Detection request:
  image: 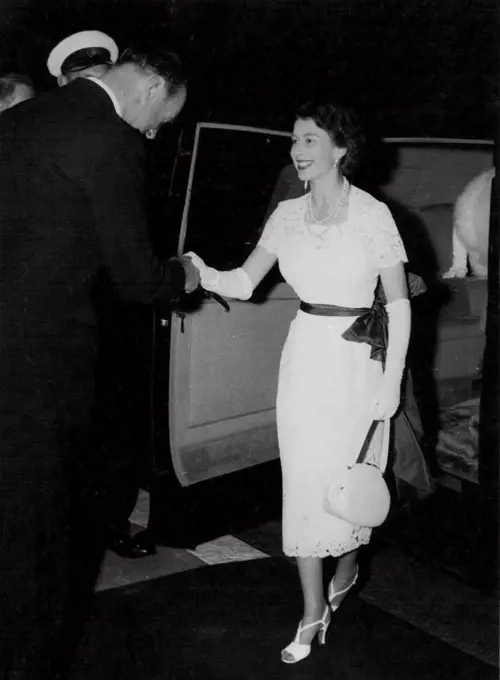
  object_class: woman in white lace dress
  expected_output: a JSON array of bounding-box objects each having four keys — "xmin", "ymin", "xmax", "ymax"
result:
[{"xmin": 186, "ymin": 103, "xmax": 410, "ymax": 664}]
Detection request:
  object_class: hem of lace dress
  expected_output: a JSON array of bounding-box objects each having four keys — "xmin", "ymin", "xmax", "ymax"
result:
[{"xmin": 283, "ymin": 537, "xmax": 370, "ymax": 559}]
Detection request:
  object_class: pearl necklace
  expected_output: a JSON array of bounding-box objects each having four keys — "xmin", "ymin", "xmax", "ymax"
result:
[{"xmin": 307, "ymin": 177, "xmax": 349, "ymax": 225}]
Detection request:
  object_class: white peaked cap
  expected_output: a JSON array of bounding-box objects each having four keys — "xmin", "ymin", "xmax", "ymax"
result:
[{"xmin": 47, "ymin": 30, "xmax": 119, "ymax": 77}]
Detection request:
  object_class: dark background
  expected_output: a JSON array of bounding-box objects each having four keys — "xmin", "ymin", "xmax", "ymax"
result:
[
  {"xmin": 0, "ymin": 0, "xmax": 496, "ymax": 139},
  {"xmin": 0, "ymin": 0, "xmax": 497, "ymax": 585}
]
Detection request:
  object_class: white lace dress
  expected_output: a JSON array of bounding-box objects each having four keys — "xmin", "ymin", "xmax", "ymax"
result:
[{"xmin": 258, "ymin": 186, "xmax": 408, "ymax": 557}]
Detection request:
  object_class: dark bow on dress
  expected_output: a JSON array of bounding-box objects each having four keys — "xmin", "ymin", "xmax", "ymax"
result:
[
  {"xmin": 341, "ymin": 297, "xmax": 388, "ymax": 364},
  {"xmin": 342, "ymin": 272, "xmax": 425, "ymax": 364},
  {"xmin": 341, "ymin": 281, "xmax": 388, "ymax": 365}
]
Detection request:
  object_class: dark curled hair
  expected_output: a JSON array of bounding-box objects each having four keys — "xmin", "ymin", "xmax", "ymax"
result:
[
  {"xmin": 117, "ymin": 48, "xmax": 186, "ymax": 96},
  {"xmin": 295, "ymin": 102, "xmax": 365, "ymax": 178},
  {"xmin": 0, "ymin": 73, "xmax": 34, "ymax": 103}
]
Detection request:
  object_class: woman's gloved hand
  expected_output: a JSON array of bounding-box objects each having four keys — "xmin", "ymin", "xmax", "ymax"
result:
[
  {"xmin": 169, "ymin": 255, "xmax": 201, "ymax": 293},
  {"xmin": 183, "ymin": 251, "xmax": 219, "ymax": 287},
  {"xmin": 371, "ymin": 297, "xmax": 411, "ymax": 421},
  {"xmin": 183, "ymin": 251, "xmax": 253, "ymax": 300}
]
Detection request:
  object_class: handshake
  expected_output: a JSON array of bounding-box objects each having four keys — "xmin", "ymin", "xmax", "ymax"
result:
[{"xmin": 169, "ymin": 254, "xmax": 201, "ymax": 294}]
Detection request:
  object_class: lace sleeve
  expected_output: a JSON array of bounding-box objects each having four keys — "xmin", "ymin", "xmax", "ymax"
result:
[
  {"xmin": 372, "ymin": 203, "xmax": 408, "ymax": 269},
  {"xmin": 257, "ymin": 203, "xmax": 284, "ymax": 255}
]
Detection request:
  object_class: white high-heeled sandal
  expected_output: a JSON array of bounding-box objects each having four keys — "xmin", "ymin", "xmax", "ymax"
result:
[
  {"xmin": 281, "ymin": 605, "xmax": 331, "ymax": 664},
  {"xmin": 328, "ymin": 565, "xmax": 359, "ymax": 612}
]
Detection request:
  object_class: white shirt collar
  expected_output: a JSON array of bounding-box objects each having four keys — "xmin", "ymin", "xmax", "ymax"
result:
[{"xmin": 86, "ymin": 76, "xmax": 122, "ymax": 118}]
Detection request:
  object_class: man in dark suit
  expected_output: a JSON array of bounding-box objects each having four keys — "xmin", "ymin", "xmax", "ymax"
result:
[
  {"xmin": 0, "ymin": 48, "xmax": 196, "ymax": 680},
  {"xmin": 47, "ymin": 32, "xmax": 158, "ymax": 560}
]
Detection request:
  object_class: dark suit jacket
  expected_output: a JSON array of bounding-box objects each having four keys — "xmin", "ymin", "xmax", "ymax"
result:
[
  {"xmin": 0, "ymin": 78, "xmax": 187, "ymax": 445},
  {"xmin": 0, "ymin": 78, "xmax": 182, "ymax": 347}
]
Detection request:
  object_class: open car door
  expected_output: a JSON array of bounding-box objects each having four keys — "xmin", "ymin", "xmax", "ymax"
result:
[{"xmin": 168, "ymin": 123, "xmax": 298, "ymax": 486}]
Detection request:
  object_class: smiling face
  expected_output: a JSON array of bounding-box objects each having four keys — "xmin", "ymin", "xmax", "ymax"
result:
[{"xmin": 290, "ymin": 117, "xmax": 346, "ymax": 182}]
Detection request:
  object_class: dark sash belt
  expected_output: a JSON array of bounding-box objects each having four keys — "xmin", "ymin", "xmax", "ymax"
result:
[{"xmin": 299, "ymin": 300, "xmax": 388, "ymax": 364}]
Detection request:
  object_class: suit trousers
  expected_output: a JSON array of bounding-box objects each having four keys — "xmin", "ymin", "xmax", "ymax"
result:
[
  {"xmin": 0, "ymin": 326, "xmax": 107, "ymax": 680},
  {"xmin": 93, "ymin": 302, "xmax": 153, "ymax": 535}
]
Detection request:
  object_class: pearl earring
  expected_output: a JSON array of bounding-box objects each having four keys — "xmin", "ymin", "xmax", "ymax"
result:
[{"xmin": 304, "ymin": 180, "xmax": 309, "ymax": 191}]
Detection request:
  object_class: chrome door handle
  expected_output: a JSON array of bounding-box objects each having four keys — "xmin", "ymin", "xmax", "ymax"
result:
[{"xmin": 202, "ymin": 290, "xmax": 231, "ymax": 312}]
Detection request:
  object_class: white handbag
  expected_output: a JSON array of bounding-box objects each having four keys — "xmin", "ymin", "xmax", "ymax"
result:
[{"xmin": 324, "ymin": 421, "xmax": 391, "ymax": 528}]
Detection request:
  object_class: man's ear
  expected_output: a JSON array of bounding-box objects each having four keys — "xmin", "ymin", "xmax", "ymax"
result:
[
  {"xmin": 147, "ymin": 74, "xmax": 166, "ymax": 100},
  {"xmin": 57, "ymin": 75, "xmax": 68, "ymax": 87}
]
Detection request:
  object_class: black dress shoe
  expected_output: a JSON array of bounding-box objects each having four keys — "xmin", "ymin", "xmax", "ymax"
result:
[
  {"xmin": 109, "ymin": 530, "xmax": 157, "ymax": 559},
  {"xmin": 130, "ymin": 529, "xmax": 158, "ymax": 556}
]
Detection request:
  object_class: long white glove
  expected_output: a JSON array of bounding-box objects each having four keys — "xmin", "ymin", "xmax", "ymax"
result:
[
  {"xmin": 184, "ymin": 251, "xmax": 253, "ymax": 301},
  {"xmin": 371, "ymin": 298, "xmax": 411, "ymax": 420}
]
